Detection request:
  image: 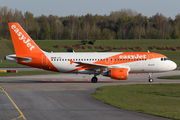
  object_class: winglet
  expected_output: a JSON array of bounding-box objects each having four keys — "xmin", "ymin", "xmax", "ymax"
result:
[{"xmin": 69, "ymin": 59, "xmax": 74, "ymax": 65}]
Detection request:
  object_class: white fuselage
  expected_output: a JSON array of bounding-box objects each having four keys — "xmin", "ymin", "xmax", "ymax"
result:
[{"xmin": 44, "ymin": 52, "xmax": 177, "ymax": 74}]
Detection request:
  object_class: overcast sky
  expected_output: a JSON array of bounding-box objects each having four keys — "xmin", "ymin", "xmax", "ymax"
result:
[{"xmin": 1, "ymin": 0, "xmax": 180, "ymax": 19}]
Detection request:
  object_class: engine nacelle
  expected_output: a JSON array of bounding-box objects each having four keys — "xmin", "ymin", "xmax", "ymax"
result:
[{"xmin": 103, "ymin": 68, "xmax": 128, "ymax": 80}]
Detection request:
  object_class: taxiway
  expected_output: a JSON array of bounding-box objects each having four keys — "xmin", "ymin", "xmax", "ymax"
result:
[{"xmin": 0, "ymin": 70, "xmax": 179, "ymax": 120}]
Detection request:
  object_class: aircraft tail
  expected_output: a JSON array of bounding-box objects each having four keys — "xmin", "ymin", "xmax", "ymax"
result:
[{"xmin": 8, "ymin": 22, "xmax": 43, "ymax": 56}]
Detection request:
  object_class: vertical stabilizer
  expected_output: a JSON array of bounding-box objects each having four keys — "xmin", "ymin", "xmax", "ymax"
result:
[{"xmin": 8, "ymin": 22, "xmax": 43, "ymax": 56}]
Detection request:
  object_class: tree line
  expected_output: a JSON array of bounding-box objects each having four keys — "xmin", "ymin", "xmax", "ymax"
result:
[{"xmin": 0, "ymin": 6, "xmax": 180, "ymax": 40}]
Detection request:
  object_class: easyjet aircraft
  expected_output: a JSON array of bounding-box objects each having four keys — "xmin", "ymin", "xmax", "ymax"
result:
[{"xmin": 5, "ymin": 22, "xmax": 177, "ymax": 83}]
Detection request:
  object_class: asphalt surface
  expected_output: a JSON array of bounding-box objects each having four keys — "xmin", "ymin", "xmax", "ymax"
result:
[{"xmin": 0, "ymin": 70, "xmax": 180, "ymax": 120}]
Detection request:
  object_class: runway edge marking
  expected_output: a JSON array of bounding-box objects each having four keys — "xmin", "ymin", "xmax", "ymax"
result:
[{"xmin": 0, "ymin": 86, "xmax": 26, "ymax": 120}]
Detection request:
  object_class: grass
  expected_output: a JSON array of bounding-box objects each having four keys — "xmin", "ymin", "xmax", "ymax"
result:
[
  {"xmin": 1, "ymin": 39, "xmax": 180, "ymax": 67},
  {"xmin": 92, "ymin": 84, "xmax": 180, "ymax": 120},
  {"xmin": 158, "ymin": 75, "xmax": 180, "ymax": 79},
  {"xmin": 0, "ymin": 70, "xmax": 60, "ymax": 77}
]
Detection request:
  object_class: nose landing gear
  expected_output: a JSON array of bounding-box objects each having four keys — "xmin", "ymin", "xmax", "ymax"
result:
[{"xmin": 149, "ymin": 73, "xmax": 153, "ymax": 82}]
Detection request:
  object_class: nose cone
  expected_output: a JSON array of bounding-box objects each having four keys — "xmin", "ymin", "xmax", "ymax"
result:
[{"xmin": 170, "ymin": 61, "xmax": 177, "ymax": 70}]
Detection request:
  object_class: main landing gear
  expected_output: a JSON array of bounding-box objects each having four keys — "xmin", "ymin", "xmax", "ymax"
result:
[
  {"xmin": 149, "ymin": 73, "xmax": 153, "ymax": 82},
  {"xmin": 91, "ymin": 76, "xmax": 98, "ymax": 83}
]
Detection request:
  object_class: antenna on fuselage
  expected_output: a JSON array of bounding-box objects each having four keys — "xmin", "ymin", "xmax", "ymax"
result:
[{"xmin": 147, "ymin": 50, "xmax": 150, "ymax": 53}]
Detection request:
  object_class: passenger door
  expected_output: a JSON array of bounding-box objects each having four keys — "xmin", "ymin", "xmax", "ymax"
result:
[{"xmin": 148, "ymin": 54, "xmax": 154, "ymax": 66}]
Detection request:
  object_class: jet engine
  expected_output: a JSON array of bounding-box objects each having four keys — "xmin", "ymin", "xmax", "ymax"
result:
[{"xmin": 103, "ymin": 68, "xmax": 128, "ymax": 80}]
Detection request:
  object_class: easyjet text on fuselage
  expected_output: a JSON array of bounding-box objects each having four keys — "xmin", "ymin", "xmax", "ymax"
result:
[{"xmin": 119, "ymin": 54, "xmax": 146, "ymax": 59}]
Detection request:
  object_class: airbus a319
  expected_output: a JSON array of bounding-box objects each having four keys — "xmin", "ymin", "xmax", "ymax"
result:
[{"xmin": 5, "ymin": 23, "xmax": 177, "ymax": 83}]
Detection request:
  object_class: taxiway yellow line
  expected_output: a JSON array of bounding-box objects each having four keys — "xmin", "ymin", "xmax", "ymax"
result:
[{"xmin": 0, "ymin": 86, "xmax": 26, "ymax": 120}]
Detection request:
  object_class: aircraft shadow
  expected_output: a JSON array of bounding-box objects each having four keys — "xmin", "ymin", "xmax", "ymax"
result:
[{"xmin": 0, "ymin": 80, "xmax": 118, "ymax": 84}]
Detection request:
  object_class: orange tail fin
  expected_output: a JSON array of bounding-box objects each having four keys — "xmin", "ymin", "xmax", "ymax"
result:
[{"xmin": 8, "ymin": 22, "xmax": 43, "ymax": 56}]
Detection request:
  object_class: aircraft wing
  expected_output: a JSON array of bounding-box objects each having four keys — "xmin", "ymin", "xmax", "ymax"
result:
[
  {"xmin": 69, "ymin": 59, "xmax": 130, "ymax": 71},
  {"xmin": 69, "ymin": 59, "xmax": 106, "ymax": 68}
]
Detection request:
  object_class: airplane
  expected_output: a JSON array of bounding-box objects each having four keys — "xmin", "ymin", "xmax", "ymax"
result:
[{"xmin": 5, "ymin": 22, "xmax": 177, "ymax": 83}]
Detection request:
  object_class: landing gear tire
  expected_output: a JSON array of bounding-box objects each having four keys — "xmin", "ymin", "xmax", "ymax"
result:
[
  {"xmin": 149, "ymin": 78, "xmax": 153, "ymax": 82},
  {"xmin": 148, "ymin": 73, "xmax": 153, "ymax": 82},
  {"xmin": 91, "ymin": 77, "xmax": 98, "ymax": 83}
]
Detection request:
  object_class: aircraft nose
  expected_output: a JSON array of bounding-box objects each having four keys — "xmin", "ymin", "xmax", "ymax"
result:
[{"xmin": 171, "ymin": 61, "xmax": 177, "ymax": 70}]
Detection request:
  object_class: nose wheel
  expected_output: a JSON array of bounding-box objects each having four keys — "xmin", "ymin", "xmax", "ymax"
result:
[
  {"xmin": 91, "ymin": 77, "xmax": 98, "ymax": 83},
  {"xmin": 149, "ymin": 78, "xmax": 153, "ymax": 82},
  {"xmin": 149, "ymin": 73, "xmax": 153, "ymax": 82}
]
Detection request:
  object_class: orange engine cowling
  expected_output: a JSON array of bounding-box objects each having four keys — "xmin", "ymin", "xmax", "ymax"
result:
[{"xmin": 103, "ymin": 68, "xmax": 128, "ymax": 80}]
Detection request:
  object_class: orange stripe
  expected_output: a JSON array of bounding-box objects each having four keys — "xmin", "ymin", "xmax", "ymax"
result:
[{"xmin": 94, "ymin": 52, "xmax": 166, "ymax": 65}]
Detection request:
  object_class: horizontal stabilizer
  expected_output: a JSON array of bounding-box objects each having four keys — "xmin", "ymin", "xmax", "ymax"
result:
[{"xmin": 5, "ymin": 54, "xmax": 32, "ymax": 63}]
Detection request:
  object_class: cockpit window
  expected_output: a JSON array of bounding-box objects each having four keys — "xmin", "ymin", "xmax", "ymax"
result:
[{"xmin": 161, "ymin": 58, "xmax": 170, "ymax": 61}]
